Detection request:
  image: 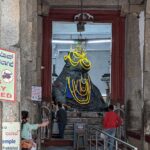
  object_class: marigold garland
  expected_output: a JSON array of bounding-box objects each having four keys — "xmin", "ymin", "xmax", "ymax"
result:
[
  {"xmin": 64, "ymin": 47, "xmax": 92, "ymax": 70},
  {"xmin": 65, "ymin": 45, "xmax": 92, "ymax": 105},
  {"xmin": 66, "ymin": 76, "xmax": 91, "ymax": 104}
]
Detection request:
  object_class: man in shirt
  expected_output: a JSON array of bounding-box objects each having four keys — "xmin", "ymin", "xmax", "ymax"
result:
[
  {"xmin": 103, "ymin": 104, "xmax": 122, "ymax": 150},
  {"xmin": 56, "ymin": 102, "xmax": 67, "ymax": 138}
]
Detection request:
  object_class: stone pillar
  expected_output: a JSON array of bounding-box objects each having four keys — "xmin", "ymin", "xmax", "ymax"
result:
[
  {"xmin": 125, "ymin": 13, "xmax": 143, "ymax": 130},
  {"xmin": 0, "ymin": 0, "xmax": 20, "ymax": 122},
  {"xmin": 20, "ymin": 0, "xmax": 42, "ymax": 122},
  {"xmin": 143, "ymin": 0, "xmax": 150, "ymax": 135},
  {"xmin": 0, "ymin": 0, "xmax": 42, "ymax": 124}
]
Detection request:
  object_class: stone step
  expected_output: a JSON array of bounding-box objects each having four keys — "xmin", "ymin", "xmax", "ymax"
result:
[
  {"xmin": 63, "ymin": 111, "xmax": 103, "ymax": 140},
  {"xmin": 67, "ymin": 117, "xmax": 102, "ymax": 124},
  {"xmin": 67, "ymin": 111, "xmax": 99, "ymax": 118},
  {"xmin": 64, "ymin": 134, "xmax": 74, "ymax": 139},
  {"xmin": 65, "ymin": 124, "xmax": 101, "ymax": 131}
]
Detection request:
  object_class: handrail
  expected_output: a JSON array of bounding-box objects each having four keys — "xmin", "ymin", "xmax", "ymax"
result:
[
  {"xmin": 88, "ymin": 126, "xmax": 138, "ymax": 150},
  {"xmin": 40, "ymin": 105, "xmax": 51, "ymax": 139},
  {"xmin": 114, "ymin": 108, "xmax": 126, "ymax": 140}
]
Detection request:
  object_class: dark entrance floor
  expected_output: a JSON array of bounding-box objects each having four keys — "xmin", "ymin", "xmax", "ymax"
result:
[{"xmin": 44, "ymin": 146, "xmax": 73, "ymax": 150}]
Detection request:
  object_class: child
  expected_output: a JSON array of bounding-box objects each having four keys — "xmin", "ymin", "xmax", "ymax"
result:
[{"xmin": 21, "ymin": 111, "xmax": 49, "ymax": 150}]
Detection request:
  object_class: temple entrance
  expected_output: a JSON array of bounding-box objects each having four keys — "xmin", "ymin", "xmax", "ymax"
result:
[
  {"xmin": 42, "ymin": 9, "xmax": 125, "ymax": 140},
  {"xmin": 52, "ymin": 22, "xmax": 112, "ymax": 106}
]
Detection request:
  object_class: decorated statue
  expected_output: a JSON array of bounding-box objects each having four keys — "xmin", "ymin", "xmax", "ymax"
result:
[{"xmin": 52, "ymin": 45, "xmax": 106, "ymax": 111}]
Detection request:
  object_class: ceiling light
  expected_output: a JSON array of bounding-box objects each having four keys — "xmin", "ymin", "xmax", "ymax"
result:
[
  {"xmin": 52, "ymin": 39, "xmax": 111, "ymax": 44},
  {"xmin": 87, "ymin": 39, "xmax": 111, "ymax": 44},
  {"xmin": 52, "ymin": 40, "xmax": 76, "ymax": 44}
]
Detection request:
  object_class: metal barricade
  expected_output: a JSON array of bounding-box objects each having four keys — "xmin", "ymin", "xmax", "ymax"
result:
[{"xmin": 74, "ymin": 123, "xmax": 87, "ymax": 150}]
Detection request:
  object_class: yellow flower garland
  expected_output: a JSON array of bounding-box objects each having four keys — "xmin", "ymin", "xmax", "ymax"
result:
[
  {"xmin": 65, "ymin": 45, "xmax": 92, "ymax": 105},
  {"xmin": 64, "ymin": 48, "xmax": 92, "ymax": 70},
  {"xmin": 67, "ymin": 76, "xmax": 91, "ymax": 105}
]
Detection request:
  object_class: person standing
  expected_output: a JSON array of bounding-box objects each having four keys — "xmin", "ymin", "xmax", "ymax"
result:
[
  {"xmin": 103, "ymin": 104, "xmax": 122, "ymax": 150},
  {"xmin": 56, "ymin": 102, "xmax": 67, "ymax": 138}
]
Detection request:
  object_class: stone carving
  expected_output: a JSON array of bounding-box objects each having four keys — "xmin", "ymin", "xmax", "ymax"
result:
[{"xmin": 52, "ymin": 46, "xmax": 106, "ymax": 111}]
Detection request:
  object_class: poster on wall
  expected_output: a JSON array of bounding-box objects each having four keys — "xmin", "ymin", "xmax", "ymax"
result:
[
  {"xmin": 0, "ymin": 48, "xmax": 16, "ymax": 102},
  {"xmin": 2, "ymin": 122, "xmax": 20, "ymax": 150},
  {"xmin": 31, "ymin": 86, "xmax": 42, "ymax": 101}
]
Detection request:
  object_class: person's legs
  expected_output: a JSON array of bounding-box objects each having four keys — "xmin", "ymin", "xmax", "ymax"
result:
[
  {"xmin": 105, "ymin": 128, "xmax": 116, "ymax": 150},
  {"xmin": 108, "ymin": 128, "xmax": 116, "ymax": 150},
  {"xmin": 61, "ymin": 123, "xmax": 66, "ymax": 138},
  {"xmin": 58, "ymin": 123, "xmax": 65, "ymax": 138}
]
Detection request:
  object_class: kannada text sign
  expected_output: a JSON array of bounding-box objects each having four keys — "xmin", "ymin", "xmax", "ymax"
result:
[{"xmin": 0, "ymin": 48, "xmax": 16, "ymax": 102}]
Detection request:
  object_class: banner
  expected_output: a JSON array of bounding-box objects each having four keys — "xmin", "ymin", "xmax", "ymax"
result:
[
  {"xmin": 2, "ymin": 122, "xmax": 20, "ymax": 150},
  {"xmin": 31, "ymin": 86, "xmax": 42, "ymax": 101},
  {"xmin": 0, "ymin": 48, "xmax": 16, "ymax": 102}
]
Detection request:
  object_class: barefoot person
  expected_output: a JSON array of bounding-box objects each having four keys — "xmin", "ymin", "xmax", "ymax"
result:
[{"xmin": 21, "ymin": 111, "xmax": 49, "ymax": 150}]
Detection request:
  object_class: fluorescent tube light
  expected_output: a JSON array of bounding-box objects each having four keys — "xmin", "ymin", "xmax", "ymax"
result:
[
  {"xmin": 52, "ymin": 39, "xmax": 112, "ymax": 44},
  {"xmin": 52, "ymin": 40, "xmax": 76, "ymax": 44},
  {"xmin": 87, "ymin": 39, "xmax": 111, "ymax": 44}
]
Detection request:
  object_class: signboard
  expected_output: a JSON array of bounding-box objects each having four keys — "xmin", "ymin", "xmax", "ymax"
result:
[
  {"xmin": 31, "ymin": 86, "xmax": 42, "ymax": 101},
  {"xmin": 74, "ymin": 123, "xmax": 86, "ymax": 132},
  {"xmin": 0, "ymin": 48, "xmax": 16, "ymax": 102},
  {"xmin": 2, "ymin": 122, "xmax": 20, "ymax": 150}
]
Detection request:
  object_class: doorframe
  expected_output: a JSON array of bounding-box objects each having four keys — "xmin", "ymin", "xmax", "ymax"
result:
[{"xmin": 42, "ymin": 8, "xmax": 125, "ymax": 104}]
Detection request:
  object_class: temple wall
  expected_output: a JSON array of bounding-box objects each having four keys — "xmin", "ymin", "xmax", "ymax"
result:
[{"xmin": 0, "ymin": 0, "xmax": 149, "ymax": 148}]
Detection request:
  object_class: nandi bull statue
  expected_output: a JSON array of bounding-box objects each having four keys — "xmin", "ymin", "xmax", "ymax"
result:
[{"xmin": 52, "ymin": 45, "xmax": 106, "ymax": 111}]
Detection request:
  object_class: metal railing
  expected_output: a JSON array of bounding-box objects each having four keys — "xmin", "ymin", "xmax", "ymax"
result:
[
  {"xmin": 114, "ymin": 107, "xmax": 126, "ymax": 141},
  {"xmin": 88, "ymin": 127, "xmax": 138, "ymax": 150},
  {"xmin": 37, "ymin": 105, "xmax": 51, "ymax": 150},
  {"xmin": 40, "ymin": 105, "xmax": 51, "ymax": 139}
]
